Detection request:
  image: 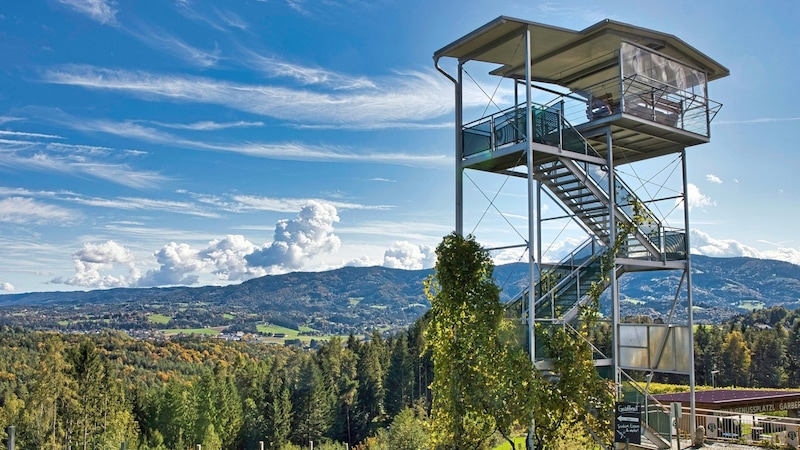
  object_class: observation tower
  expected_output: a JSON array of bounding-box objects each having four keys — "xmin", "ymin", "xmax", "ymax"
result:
[{"xmin": 434, "ymin": 17, "xmax": 728, "ymax": 445}]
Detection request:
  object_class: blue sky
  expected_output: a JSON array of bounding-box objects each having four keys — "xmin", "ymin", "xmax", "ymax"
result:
[{"xmin": 1, "ymin": 0, "xmax": 798, "ymax": 293}]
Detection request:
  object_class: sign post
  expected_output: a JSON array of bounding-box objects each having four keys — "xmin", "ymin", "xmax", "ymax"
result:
[{"xmin": 615, "ymin": 402, "xmax": 641, "ymax": 445}]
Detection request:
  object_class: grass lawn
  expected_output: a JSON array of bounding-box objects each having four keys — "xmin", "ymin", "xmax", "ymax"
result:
[{"xmin": 147, "ymin": 313, "xmax": 171, "ymax": 324}]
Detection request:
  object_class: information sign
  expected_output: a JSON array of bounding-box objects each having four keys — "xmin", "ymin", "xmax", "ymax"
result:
[{"xmin": 615, "ymin": 402, "xmax": 641, "ymax": 444}]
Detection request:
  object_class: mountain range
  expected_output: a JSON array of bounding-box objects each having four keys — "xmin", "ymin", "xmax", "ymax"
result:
[{"xmin": 1, "ymin": 255, "xmax": 798, "ymax": 334}]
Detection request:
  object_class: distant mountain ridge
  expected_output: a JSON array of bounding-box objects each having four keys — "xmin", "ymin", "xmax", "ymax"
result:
[{"xmin": 1, "ymin": 256, "xmax": 798, "ymax": 332}]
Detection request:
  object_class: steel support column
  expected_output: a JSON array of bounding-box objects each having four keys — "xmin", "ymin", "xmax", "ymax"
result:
[
  {"xmin": 682, "ymin": 149, "xmax": 697, "ymax": 432},
  {"xmin": 455, "ymin": 62, "xmax": 464, "ymax": 236}
]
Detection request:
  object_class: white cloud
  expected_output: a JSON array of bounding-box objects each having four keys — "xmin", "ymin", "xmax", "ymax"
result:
[
  {"xmin": 0, "ymin": 197, "xmax": 76, "ymax": 224},
  {"xmin": 138, "ymin": 242, "xmax": 205, "ymax": 286},
  {"xmin": 241, "ymin": 50, "xmax": 377, "ymax": 90},
  {"xmin": 706, "ymin": 174, "xmax": 722, "ymax": 184},
  {"xmin": 57, "ymin": 0, "xmax": 117, "ymax": 25},
  {"xmin": 247, "ymin": 201, "xmax": 341, "ymax": 272},
  {"xmin": 686, "ymin": 183, "xmax": 715, "ymax": 210},
  {"xmin": 0, "ymin": 130, "xmax": 64, "ymax": 139},
  {"xmin": 345, "ymin": 255, "xmax": 382, "ymax": 267},
  {"xmin": 42, "ymin": 65, "xmax": 456, "ymax": 129},
  {"xmin": 201, "ymin": 235, "xmax": 266, "ymax": 281},
  {"xmin": 0, "ymin": 137, "xmax": 167, "ymax": 189},
  {"xmin": 691, "ymin": 230, "xmax": 800, "ymax": 266},
  {"xmin": 53, "ymin": 240, "xmax": 140, "ymax": 289},
  {"xmin": 760, "ymin": 247, "xmax": 800, "ymax": 266},
  {"xmin": 67, "ymin": 195, "xmax": 219, "ymax": 218},
  {"xmin": 149, "ymin": 120, "xmax": 264, "ymax": 131},
  {"xmin": 43, "ymin": 115, "xmax": 447, "ymax": 165},
  {"xmin": 382, "ymin": 241, "xmax": 436, "ymax": 270},
  {"xmin": 126, "ymin": 26, "xmax": 221, "ymax": 68},
  {"xmin": 1, "ymin": 282, "xmax": 14, "ymax": 292},
  {"xmin": 690, "ymin": 229, "xmax": 761, "ymax": 259}
]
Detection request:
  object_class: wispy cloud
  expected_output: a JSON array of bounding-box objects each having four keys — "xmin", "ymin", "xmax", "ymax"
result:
[
  {"xmin": 125, "ymin": 25, "xmax": 221, "ymax": 68},
  {"xmin": 42, "ymin": 114, "xmax": 449, "ymax": 166},
  {"xmin": 57, "ymin": 0, "xmax": 118, "ymax": 25},
  {"xmin": 147, "ymin": 120, "xmax": 264, "ymax": 131},
  {"xmin": 241, "ymin": 49, "xmax": 377, "ymax": 89},
  {"xmin": 66, "ymin": 195, "xmax": 221, "ymax": 218},
  {"xmin": 0, "ymin": 116, "xmax": 23, "ymax": 125},
  {"xmin": 0, "ymin": 130, "xmax": 63, "ymax": 139},
  {"xmin": 0, "ymin": 137, "xmax": 166, "ymax": 189},
  {"xmin": 715, "ymin": 117, "xmax": 800, "ymax": 125},
  {"xmin": 706, "ymin": 174, "xmax": 722, "ymax": 184},
  {"xmin": 0, "ymin": 197, "xmax": 78, "ymax": 225},
  {"xmin": 42, "ymin": 65, "xmax": 457, "ymax": 128},
  {"xmin": 229, "ymin": 194, "xmax": 394, "ymax": 213}
]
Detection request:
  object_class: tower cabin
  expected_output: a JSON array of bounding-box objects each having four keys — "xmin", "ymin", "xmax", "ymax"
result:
[{"xmin": 434, "ymin": 17, "xmax": 729, "ymax": 172}]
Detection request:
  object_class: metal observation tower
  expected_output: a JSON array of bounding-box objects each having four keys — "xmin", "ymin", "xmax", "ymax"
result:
[{"xmin": 434, "ymin": 16, "xmax": 728, "ymax": 441}]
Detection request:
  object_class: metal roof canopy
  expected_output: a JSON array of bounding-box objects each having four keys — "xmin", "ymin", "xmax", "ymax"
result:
[{"xmin": 434, "ymin": 16, "xmax": 730, "ymax": 92}]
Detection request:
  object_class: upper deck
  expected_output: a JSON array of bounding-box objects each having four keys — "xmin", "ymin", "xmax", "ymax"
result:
[{"xmin": 434, "ymin": 17, "xmax": 730, "ymax": 167}]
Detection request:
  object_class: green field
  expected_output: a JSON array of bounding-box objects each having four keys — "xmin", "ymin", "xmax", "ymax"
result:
[
  {"xmin": 147, "ymin": 313, "xmax": 171, "ymax": 324},
  {"xmin": 223, "ymin": 313, "xmax": 235, "ymax": 320},
  {"xmin": 162, "ymin": 328, "xmax": 220, "ymax": 336},
  {"xmin": 737, "ymin": 300, "xmax": 765, "ymax": 311}
]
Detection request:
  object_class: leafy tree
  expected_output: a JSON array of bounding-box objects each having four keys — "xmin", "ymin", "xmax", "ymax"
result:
[
  {"xmin": 720, "ymin": 329, "xmax": 751, "ymax": 387},
  {"xmin": 24, "ymin": 335, "xmax": 75, "ymax": 449},
  {"xmin": 386, "ymin": 404, "xmax": 430, "ymax": 450},
  {"xmin": 425, "ymin": 232, "xmax": 533, "ymax": 449}
]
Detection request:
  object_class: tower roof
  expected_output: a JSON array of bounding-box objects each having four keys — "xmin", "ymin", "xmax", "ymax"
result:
[{"xmin": 434, "ymin": 16, "xmax": 729, "ymax": 91}]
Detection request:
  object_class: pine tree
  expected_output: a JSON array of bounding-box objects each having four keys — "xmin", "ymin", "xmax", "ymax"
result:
[{"xmin": 384, "ymin": 334, "xmax": 414, "ymax": 418}]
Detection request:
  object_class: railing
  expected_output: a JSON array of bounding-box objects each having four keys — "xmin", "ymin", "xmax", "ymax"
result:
[
  {"xmin": 560, "ymin": 157, "xmax": 666, "ymax": 258},
  {"xmin": 504, "ymin": 238, "xmax": 604, "ymax": 321},
  {"xmin": 533, "ymin": 242, "xmax": 604, "ymax": 320},
  {"xmin": 535, "ymin": 74, "xmax": 721, "ymax": 138},
  {"xmin": 461, "ymin": 102, "xmax": 593, "ymax": 158}
]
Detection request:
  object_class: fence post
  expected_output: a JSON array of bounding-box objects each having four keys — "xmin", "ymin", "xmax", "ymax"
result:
[
  {"xmin": 6, "ymin": 426, "xmax": 14, "ymax": 450},
  {"xmin": 259, "ymin": 441, "xmax": 264, "ymax": 450}
]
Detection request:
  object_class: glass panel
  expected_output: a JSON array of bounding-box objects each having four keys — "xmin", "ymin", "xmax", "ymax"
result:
[
  {"xmin": 619, "ymin": 324, "xmax": 648, "ymax": 347},
  {"xmin": 621, "ymin": 42, "xmax": 706, "ymax": 98},
  {"xmin": 620, "ymin": 346, "xmax": 650, "ymax": 369}
]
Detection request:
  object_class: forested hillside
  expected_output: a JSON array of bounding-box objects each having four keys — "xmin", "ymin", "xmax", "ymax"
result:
[
  {"xmin": 1, "ymin": 256, "xmax": 799, "ymax": 336},
  {"xmin": 0, "ymin": 306, "xmax": 798, "ymax": 449}
]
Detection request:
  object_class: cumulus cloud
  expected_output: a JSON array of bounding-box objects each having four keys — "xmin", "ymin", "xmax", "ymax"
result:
[
  {"xmin": 690, "ymin": 229, "xmax": 761, "ymax": 259},
  {"xmin": 53, "ymin": 240, "xmax": 140, "ymax": 289},
  {"xmin": 382, "ymin": 241, "xmax": 436, "ymax": 270},
  {"xmin": 53, "ymin": 202, "xmax": 346, "ymax": 289},
  {"xmin": 1, "ymin": 282, "xmax": 14, "ymax": 292},
  {"xmin": 138, "ymin": 242, "xmax": 205, "ymax": 287},
  {"xmin": 200, "ymin": 235, "xmax": 266, "ymax": 280},
  {"xmin": 686, "ymin": 183, "xmax": 715, "ymax": 210},
  {"xmin": 135, "ymin": 235, "xmax": 267, "ymax": 287},
  {"xmin": 706, "ymin": 174, "xmax": 723, "ymax": 184},
  {"xmin": 247, "ymin": 201, "xmax": 341, "ymax": 272}
]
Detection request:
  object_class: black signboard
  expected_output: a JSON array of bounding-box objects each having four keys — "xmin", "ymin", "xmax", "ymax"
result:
[{"xmin": 614, "ymin": 402, "xmax": 641, "ymax": 444}]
